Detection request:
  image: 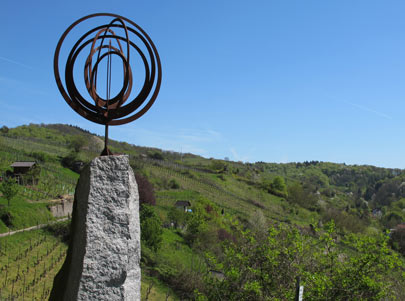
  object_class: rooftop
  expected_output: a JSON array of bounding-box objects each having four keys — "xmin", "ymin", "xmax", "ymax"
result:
[{"xmin": 11, "ymin": 161, "xmax": 36, "ymax": 168}]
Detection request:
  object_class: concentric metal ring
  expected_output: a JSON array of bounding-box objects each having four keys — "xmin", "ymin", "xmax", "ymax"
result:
[{"xmin": 54, "ymin": 13, "xmax": 161, "ymax": 126}]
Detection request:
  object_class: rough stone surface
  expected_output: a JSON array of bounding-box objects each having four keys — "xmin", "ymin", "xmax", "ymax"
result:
[{"xmin": 50, "ymin": 155, "xmax": 141, "ymax": 300}]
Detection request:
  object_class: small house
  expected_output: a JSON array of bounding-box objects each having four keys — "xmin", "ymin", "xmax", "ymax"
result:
[
  {"xmin": 174, "ymin": 200, "xmax": 191, "ymax": 212},
  {"xmin": 11, "ymin": 161, "xmax": 37, "ymax": 174},
  {"xmin": 10, "ymin": 161, "xmax": 39, "ymax": 185}
]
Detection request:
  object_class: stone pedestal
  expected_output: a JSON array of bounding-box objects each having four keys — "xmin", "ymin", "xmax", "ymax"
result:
[{"xmin": 50, "ymin": 155, "xmax": 141, "ymax": 300}]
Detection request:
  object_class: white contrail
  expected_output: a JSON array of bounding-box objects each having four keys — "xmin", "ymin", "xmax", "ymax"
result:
[
  {"xmin": 0, "ymin": 56, "xmax": 32, "ymax": 69},
  {"xmin": 343, "ymin": 100, "xmax": 392, "ymax": 120}
]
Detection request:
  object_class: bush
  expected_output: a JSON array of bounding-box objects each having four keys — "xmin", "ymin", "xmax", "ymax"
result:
[
  {"xmin": 140, "ymin": 204, "xmax": 163, "ymax": 251},
  {"xmin": 148, "ymin": 151, "xmax": 164, "ymax": 160},
  {"xmin": 169, "ymin": 179, "xmax": 180, "ymax": 189},
  {"xmin": 45, "ymin": 220, "xmax": 71, "ymax": 242},
  {"xmin": 61, "ymin": 152, "xmax": 78, "ymax": 170}
]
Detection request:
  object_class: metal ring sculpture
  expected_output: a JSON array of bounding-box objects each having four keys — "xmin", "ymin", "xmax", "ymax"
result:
[{"xmin": 54, "ymin": 13, "xmax": 162, "ymax": 155}]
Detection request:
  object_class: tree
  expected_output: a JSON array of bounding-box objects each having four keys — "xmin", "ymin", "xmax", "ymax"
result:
[
  {"xmin": 69, "ymin": 135, "xmax": 87, "ymax": 152},
  {"xmin": 270, "ymin": 176, "xmax": 287, "ymax": 196},
  {"xmin": 288, "ymin": 182, "xmax": 317, "ymax": 209},
  {"xmin": 0, "ymin": 178, "xmax": 19, "ymax": 206},
  {"xmin": 261, "ymin": 176, "xmax": 288, "ymax": 197},
  {"xmin": 390, "ymin": 224, "xmax": 405, "ymax": 255},
  {"xmin": 210, "ymin": 160, "xmax": 227, "ymax": 173},
  {"xmin": 185, "ymin": 206, "xmax": 206, "ymax": 245},
  {"xmin": 140, "ymin": 204, "xmax": 163, "ymax": 251},
  {"xmin": 135, "ymin": 174, "xmax": 156, "ymax": 205},
  {"xmin": 168, "ymin": 206, "xmax": 186, "ymax": 229},
  {"xmin": 198, "ymin": 222, "xmax": 404, "ymax": 300},
  {"xmin": 0, "ymin": 125, "xmax": 9, "ymax": 134}
]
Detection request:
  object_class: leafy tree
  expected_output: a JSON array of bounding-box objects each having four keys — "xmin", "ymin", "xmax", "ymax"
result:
[
  {"xmin": 288, "ymin": 182, "xmax": 316, "ymax": 209},
  {"xmin": 0, "ymin": 178, "xmax": 19, "ymax": 206},
  {"xmin": 168, "ymin": 206, "xmax": 186, "ymax": 229},
  {"xmin": 382, "ymin": 212, "xmax": 403, "ymax": 229},
  {"xmin": 270, "ymin": 176, "xmax": 287, "ymax": 196},
  {"xmin": 61, "ymin": 151, "xmax": 82, "ymax": 172},
  {"xmin": 185, "ymin": 206, "xmax": 207, "ymax": 245},
  {"xmin": 210, "ymin": 160, "xmax": 227, "ymax": 173},
  {"xmin": 390, "ymin": 224, "xmax": 405, "ymax": 255},
  {"xmin": 0, "ymin": 125, "xmax": 9, "ymax": 134},
  {"xmin": 198, "ymin": 222, "xmax": 404, "ymax": 300},
  {"xmin": 140, "ymin": 204, "xmax": 163, "ymax": 251},
  {"xmin": 148, "ymin": 151, "xmax": 164, "ymax": 160},
  {"xmin": 260, "ymin": 176, "xmax": 288, "ymax": 197},
  {"xmin": 69, "ymin": 135, "xmax": 87, "ymax": 152}
]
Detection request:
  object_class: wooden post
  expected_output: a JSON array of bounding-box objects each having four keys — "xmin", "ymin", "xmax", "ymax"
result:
[{"xmin": 23, "ymin": 274, "xmax": 25, "ymax": 300}]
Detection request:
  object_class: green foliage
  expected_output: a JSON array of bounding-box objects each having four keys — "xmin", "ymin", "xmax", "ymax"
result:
[
  {"xmin": 382, "ymin": 212, "xmax": 403, "ymax": 229},
  {"xmin": 167, "ymin": 206, "xmax": 186, "ymax": 229},
  {"xmin": 69, "ymin": 135, "xmax": 88, "ymax": 152},
  {"xmin": 210, "ymin": 160, "xmax": 227, "ymax": 173},
  {"xmin": 287, "ymin": 182, "xmax": 316, "ymax": 209},
  {"xmin": 270, "ymin": 176, "xmax": 287, "ymax": 197},
  {"xmin": 140, "ymin": 204, "xmax": 163, "ymax": 251},
  {"xmin": 61, "ymin": 151, "xmax": 79, "ymax": 170},
  {"xmin": 44, "ymin": 220, "xmax": 71, "ymax": 242},
  {"xmin": 322, "ymin": 208, "xmax": 367, "ymax": 233},
  {"xmin": 185, "ymin": 205, "xmax": 207, "ymax": 245},
  {"xmin": 0, "ymin": 177, "xmax": 19, "ymax": 206},
  {"xmin": 0, "ymin": 125, "xmax": 9, "ymax": 133},
  {"xmin": 168, "ymin": 179, "xmax": 180, "ymax": 189},
  {"xmin": 261, "ymin": 176, "xmax": 288, "ymax": 197},
  {"xmin": 148, "ymin": 151, "xmax": 164, "ymax": 160},
  {"xmin": 390, "ymin": 224, "xmax": 405, "ymax": 255},
  {"xmin": 199, "ymin": 222, "xmax": 404, "ymax": 300}
]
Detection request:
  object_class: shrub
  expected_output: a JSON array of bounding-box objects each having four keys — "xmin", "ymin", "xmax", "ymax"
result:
[
  {"xmin": 148, "ymin": 151, "xmax": 164, "ymax": 160},
  {"xmin": 140, "ymin": 204, "xmax": 163, "ymax": 251},
  {"xmin": 45, "ymin": 220, "xmax": 71, "ymax": 242},
  {"xmin": 169, "ymin": 179, "xmax": 180, "ymax": 189}
]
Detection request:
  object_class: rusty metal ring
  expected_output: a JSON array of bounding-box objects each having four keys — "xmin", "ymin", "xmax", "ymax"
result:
[{"xmin": 54, "ymin": 13, "xmax": 162, "ymax": 126}]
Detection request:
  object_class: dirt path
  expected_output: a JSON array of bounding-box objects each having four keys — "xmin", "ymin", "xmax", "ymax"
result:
[{"xmin": 0, "ymin": 217, "xmax": 69, "ymax": 238}]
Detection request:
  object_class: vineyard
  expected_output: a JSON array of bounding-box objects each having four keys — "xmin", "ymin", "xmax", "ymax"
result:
[
  {"xmin": 0, "ymin": 227, "xmax": 68, "ymax": 300},
  {"xmin": 142, "ymin": 158, "xmax": 315, "ymax": 224}
]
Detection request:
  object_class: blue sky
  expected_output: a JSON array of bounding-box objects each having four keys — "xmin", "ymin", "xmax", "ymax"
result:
[{"xmin": 1, "ymin": 1, "xmax": 405, "ymax": 168}]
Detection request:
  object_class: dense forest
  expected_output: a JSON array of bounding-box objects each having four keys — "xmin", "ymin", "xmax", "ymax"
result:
[{"xmin": 0, "ymin": 123, "xmax": 404, "ymax": 300}]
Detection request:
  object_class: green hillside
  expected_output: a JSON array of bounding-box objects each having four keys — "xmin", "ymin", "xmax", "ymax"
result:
[{"xmin": 0, "ymin": 123, "xmax": 404, "ymax": 300}]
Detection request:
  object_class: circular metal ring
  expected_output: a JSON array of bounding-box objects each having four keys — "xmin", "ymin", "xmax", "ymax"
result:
[{"xmin": 54, "ymin": 13, "xmax": 162, "ymax": 126}]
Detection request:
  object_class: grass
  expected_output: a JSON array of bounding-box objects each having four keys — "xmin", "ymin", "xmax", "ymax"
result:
[
  {"xmin": 0, "ymin": 195, "xmax": 54, "ymax": 233},
  {"xmin": 141, "ymin": 273, "xmax": 177, "ymax": 300}
]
